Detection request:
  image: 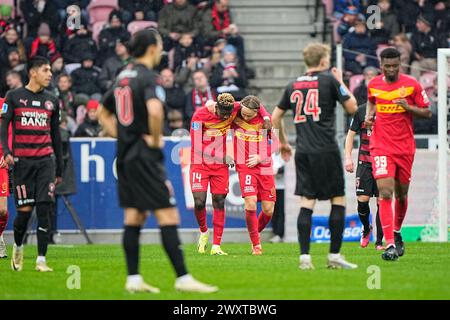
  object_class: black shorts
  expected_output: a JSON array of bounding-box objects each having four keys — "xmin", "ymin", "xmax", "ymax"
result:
[
  {"xmin": 295, "ymin": 149, "xmax": 345, "ymax": 200},
  {"xmin": 12, "ymin": 157, "xmax": 56, "ymax": 208},
  {"xmin": 117, "ymin": 147, "xmax": 176, "ymax": 211},
  {"xmin": 356, "ymin": 162, "xmax": 378, "ymax": 197}
]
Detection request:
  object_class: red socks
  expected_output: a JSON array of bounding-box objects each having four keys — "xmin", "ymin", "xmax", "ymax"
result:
[
  {"xmin": 213, "ymin": 208, "xmax": 225, "ymax": 245},
  {"xmin": 379, "ymin": 198, "xmax": 394, "ymax": 246},
  {"xmin": 257, "ymin": 211, "xmax": 271, "ymax": 233},
  {"xmin": 194, "ymin": 208, "xmax": 208, "ymax": 233},
  {"xmin": 394, "ymin": 197, "xmax": 408, "ymax": 232},
  {"xmin": 245, "ymin": 210, "xmax": 260, "ymax": 246},
  {"xmin": 0, "ymin": 210, "xmax": 8, "ymax": 236}
]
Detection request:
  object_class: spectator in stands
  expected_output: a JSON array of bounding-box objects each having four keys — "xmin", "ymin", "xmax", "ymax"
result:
[
  {"xmin": 334, "ymin": 0, "xmax": 362, "ymax": 19},
  {"xmin": 71, "ymin": 52, "xmax": 102, "ymax": 100},
  {"xmin": 337, "ymin": 6, "xmax": 360, "ymax": 39},
  {"xmin": 158, "ymin": 0, "xmax": 199, "ymax": 51},
  {"xmin": 49, "ymin": 52, "xmax": 64, "ymax": 90},
  {"xmin": 0, "ymin": 48, "xmax": 27, "ymax": 96},
  {"xmin": 396, "ymin": 0, "xmax": 434, "ymax": 35},
  {"xmin": 165, "ymin": 109, "xmax": 185, "ymax": 136},
  {"xmin": 119, "ymin": 0, "xmax": 163, "ymax": 24},
  {"xmin": 353, "ymin": 66, "xmax": 378, "ymax": 105},
  {"xmin": 0, "ymin": 5, "xmax": 12, "ymax": 36},
  {"xmin": 97, "ymin": 10, "xmax": 130, "ymax": 67},
  {"xmin": 20, "ymin": 0, "xmax": 60, "ymax": 38},
  {"xmin": 55, "ymin": 74, "xmax": 78, "ymax": 134},
  {"xmin": 99, "ymin": 35, "xmax": 131, "ymax": 93},
  {"xmin": 160, "ymin": 68, "xmax": 186, "ymax": 117},
  {"xmin": 75, "ymin": 99, "xmax": 102, "ymax": 137},
  {"xmin": 343, "ymin": 19, "xmax": 378, "ymax": 75},
  {"xmin": 434, "ymin": 1, "xmax": 450, "ymax": 35},
  {"xmin": 414, "ymin": 76, "xmax": 438, "ymax": 134},
  {"xmin": 186, "ymin": 69, "xmax": 216, "ymax": 120},
  {"xmin": 174, "ymin": 55, "xmax": 198, "ymax": 92},
  {"xmin": 28, "ymin": 23, "xmax": 57, "ymax": 59},
  {"xmin": 0, "ymin": 26, "xmax": 26, "ymax": 65},
  {"xmin": 210, "ymin": 38, "xmax": 226, "ymax": 66},
  {"xmin": 199, "ymin": 0, "xmax": 246, "ymax": 66},
  {"xmin": 369, "ymin": 0, "xmax": 400, "ymax": 45},
  {"xmin": 393, "ymin": 33, "xmax": 412, "ymax": 74},
  {"xmin": 5, "ymin": 70, "xmax": 23, "ymax": 91},
  {"xmin": 410, "ymin": 14, "xmax": 448, "ymax": 80},
  {"xmin": 174, "ymin": 33, "xmax": 202, "ymax": 72},
  {"xmin": 62, "ymin": 21, "xmax": 97, "ymax": 64},
  {"xmin": 210, "ymin": 44, "xmax": 247, "ymax": 100}
]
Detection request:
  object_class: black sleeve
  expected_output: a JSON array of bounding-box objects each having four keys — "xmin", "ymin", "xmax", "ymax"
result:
[
  {"xmin": 0, "ymin": 91, "xmax": 14, "ymax": 156},
  {"xmin": 277, "ymin": 84, "xmax": 291, "ymax": 110},
  {"xmin": 331, "ymin": 76, "xmax": 351, "ymax": 105},
  {"xmin": 50, "ymin": 97, "xmax": 63, "ymax": 177},
  {"xmin": 349, "ymin": 107, "xmax": 362, "ymax": 133},
  {"xmin": 101, "ymin": 88, "xmax": 116, "ymax": 114},
  {"xmin": 143, "ymin": 74, "xmax": 157, "ymax": 102}
]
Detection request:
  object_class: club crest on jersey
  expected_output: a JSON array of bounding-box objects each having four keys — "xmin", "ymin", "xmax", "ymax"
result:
[
  {"xmin": 398, "ymin": 86, "xmax": 407, "ymax": 98},
  {"xmin": 45, "ymin": 100, "xmax": 54, "ymax": 111}
]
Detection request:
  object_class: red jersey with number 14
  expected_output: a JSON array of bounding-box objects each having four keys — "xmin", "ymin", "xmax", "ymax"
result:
[{"xmin": 368, "ymin": 74, "xmax": 430, "ymax": 156}]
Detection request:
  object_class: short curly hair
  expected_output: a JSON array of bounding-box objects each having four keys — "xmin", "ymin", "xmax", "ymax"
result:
[{"xmin": 217, "ymin": 93, "xmax": 235, "ymax": 111}]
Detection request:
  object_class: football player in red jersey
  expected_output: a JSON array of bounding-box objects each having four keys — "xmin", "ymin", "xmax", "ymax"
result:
[
  {"xmin": 0, "ymin": 96, "xmax": 11, "ymax": 258},
  {"xmin": 190, "ymin": 93, "xmax": 271, "ymax": 255},
  {"xmin": 365, "ymin": 48, "xmax": 431, "ymax": 261},
  {"xmin": 231, "ymin": 95, "xmax": 276, "ymax": 255}
]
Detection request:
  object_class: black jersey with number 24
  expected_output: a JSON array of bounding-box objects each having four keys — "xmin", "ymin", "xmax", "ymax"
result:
[
  {"xmin": 278, "ymin": 71, "xmax": 351, "ymax": 153},
  {"xmin": 101, "ymin": 63, "xmax": 164, "ymax": 160}
]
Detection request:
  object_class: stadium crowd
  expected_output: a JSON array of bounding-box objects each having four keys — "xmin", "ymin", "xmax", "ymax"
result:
[
  {"xmin": 330, "ymin": 0, "xmax": 450, "ymax": 134},
  {"xmin": 0, "ymin": 0, "xmax": 250, "ymax": 136}
]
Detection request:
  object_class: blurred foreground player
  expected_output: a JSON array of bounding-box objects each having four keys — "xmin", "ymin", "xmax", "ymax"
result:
[
  {"xmin": 0, "ymin": 96, "xmax": 11, "ymax": 258},
  {"xmin": 365, "ymin": 48, "xmax": 431, "ymax": 261},
  {"xmin": 272, "ymin": 43, "xmax": 358, "ymax": 269},
  {"xmin": 1, "ymin": 57, "xmax": 63, "ymax": 272},
  {"xmin": 345, "ymin": 104, "xmax": 384, "ymax": 250},
  {"xmin": 98, "ymin": 29, "xmax": 218, "ymax": 293}
]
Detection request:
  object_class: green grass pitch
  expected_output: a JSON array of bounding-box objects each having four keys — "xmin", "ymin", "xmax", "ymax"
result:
[{"xmin": 1, "ymin": 242, "xmax": 449, "ymax": 300}]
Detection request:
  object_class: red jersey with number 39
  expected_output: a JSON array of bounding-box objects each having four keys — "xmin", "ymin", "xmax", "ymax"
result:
[{"xmin": 367, "ymin": 74, "xmax": 430, "ymax": 156}]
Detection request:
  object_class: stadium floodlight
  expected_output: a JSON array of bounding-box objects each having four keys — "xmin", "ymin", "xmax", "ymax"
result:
[{"xmin": 437, "ymin": 48, "xmax": 449, "ymax": 242}]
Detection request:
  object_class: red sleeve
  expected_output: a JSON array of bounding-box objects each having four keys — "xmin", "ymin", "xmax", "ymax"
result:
[
  {"xmin": 233, "ymin": 101, "xmax": 241, "ymax": 112},
  {"xmin": 413, "ymin": 80, "xmax": 430, "ymax": 108},
  {"xmin": 258, "ymin": 104, "xmax": 271, "ymax": 119}
]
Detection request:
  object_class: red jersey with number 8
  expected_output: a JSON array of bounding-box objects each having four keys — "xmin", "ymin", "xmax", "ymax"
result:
[{"xmin": 367, "ymin": 74, "xmax": 430, "ymax": 156}]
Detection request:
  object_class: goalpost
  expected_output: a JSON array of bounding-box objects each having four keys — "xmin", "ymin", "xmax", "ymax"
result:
[{"xmin": 437, "ymin": 48, "xmax": 449, "ymax": 242}]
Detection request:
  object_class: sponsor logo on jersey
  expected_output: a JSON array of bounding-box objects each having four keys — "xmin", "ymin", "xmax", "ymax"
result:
[
  {"xmin": 1, "ymin": 103, "xmax": 7, "ymax": 114},
  {"xmin": 244, "ymin": 186, "xmax": 255, "ymax": 193},
  {"xmin": 20, "ymin": 111, "xmax": 49, "ymax": 127},
  {"xmin": 235, "ymin": 131, "xmax": 263, "ymax": 142},
  {"xmin": 32, "ymin": 100, "xmax": 41, "ymax": 107},
  {"xmin": 19, "ymin": 99, "xmax": 28, "ymax": 106},
  {"xmin": 376, "ymin": 104, "xmax": 406, "ymax": 114},
  {"xmin": 191, "ymin": 122, "xmax": 200, "ymax": 131},
  {"xmin": 205, "ymin": 127, "xmax": 228, "ymax": 137},
  {"xmin": 44, "ymin": 100, "xmax": 54, "ymax": 111},
  {"xmin": 339, "ymin": 84, "xmax": 349, "ymax": 96}
]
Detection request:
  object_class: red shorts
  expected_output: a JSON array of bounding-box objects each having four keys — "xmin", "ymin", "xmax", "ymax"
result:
[
  {"xmin": 190, "ymin": 164, "xmax": 229, "ymax": 194},
  {"xmin": 0, "ymin": 167, "xmax": 9, "ymax": 197},
  {"xmin": 238, "ymin": 171, "xmax": 276, "ymax": 202},
  {"xmin": 371, "ymin": 153, "xmax": 414, "ymax": 184}
]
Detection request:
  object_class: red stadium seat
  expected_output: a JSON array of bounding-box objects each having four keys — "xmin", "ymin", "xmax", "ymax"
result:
[
  {"xmin": 127, "ymin": 20, "xmax": 158, "ymax": 35},
  {"xmin": 349, "ymin": 74, "xmax": 364, "ymax": 93},
  {"xmin": 92, "ymin": 21, "xmax": 107, "ymax": 44},
  {"xmin": 87, "ymin": 0, "xmax": 118, "ymax": 25}
]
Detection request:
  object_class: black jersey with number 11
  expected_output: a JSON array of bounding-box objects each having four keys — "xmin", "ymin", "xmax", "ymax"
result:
[
  {"xmin": 101, "ymin": 63, "xmax": 164, "ymax": 159},
  {"xmin": 278, "ymin": 71, "xmax": 351, "ymax": 153}
]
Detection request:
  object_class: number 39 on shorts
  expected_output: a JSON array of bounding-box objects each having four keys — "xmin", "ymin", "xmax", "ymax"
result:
[{"xmin": 374, "ymin": 156, "xmax": 387, "ymax": 169}]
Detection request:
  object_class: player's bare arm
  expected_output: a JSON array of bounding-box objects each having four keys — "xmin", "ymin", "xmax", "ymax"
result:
[
  {"xmin": 365, "ymin": 100, "xmax": 376, "ymax": 129},
  {"xmin": 344, "ymin": 130, "xmax": 357, "ymax": 173},
  {"xmin": 393, "ymin": 98, "xmax": 432, "ymax": 119},
  {"xmin": 272, "ymin": 107, "xmax": 292, "ymax": 161},
  {"xmin": 97, "ymin": 104, "xmax": 118, "ymax": 138},
  {"xmin": 145, "ymin": 98, "xmax": 164, "ymax": 149}
]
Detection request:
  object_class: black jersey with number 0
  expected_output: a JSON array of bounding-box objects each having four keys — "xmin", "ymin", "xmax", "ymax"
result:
[
  {"xmin": 350, "ymin": 104, "xmax": 372, "ymax": 165},
  {"xmin": 101, "ymin": 63, "xmax": 163, "ymax": 159},
  {"xmin": 278, "ymin": 71, "xmax": 351, "ymax": 153}
]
